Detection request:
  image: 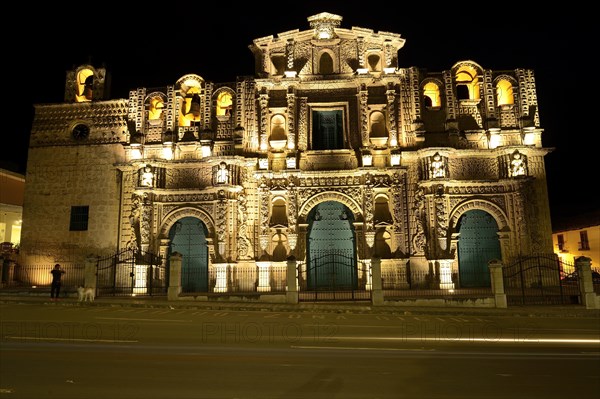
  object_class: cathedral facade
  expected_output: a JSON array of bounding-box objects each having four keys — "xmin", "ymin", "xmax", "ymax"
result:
[{"xmin": 20, "ymin": 12, "xmax": 553, "ymax": 298}]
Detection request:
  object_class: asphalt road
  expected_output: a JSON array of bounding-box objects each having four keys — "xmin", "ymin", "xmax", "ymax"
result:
[{"xmin": 1, "ymin": 303, "xmax": 599, "ymax": 398}]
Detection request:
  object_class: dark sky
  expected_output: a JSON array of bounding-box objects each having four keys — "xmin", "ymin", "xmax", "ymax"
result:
[{"xmin": 4, "ymin": 3, "xmax": 596, "ymax": 223}]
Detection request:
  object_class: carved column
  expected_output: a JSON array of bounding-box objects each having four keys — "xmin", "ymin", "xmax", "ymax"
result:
[
  {"xmin": 236, "ymin": 192, "xmax": 254, "ymax": 261},
  {"xmin": 363, "ymin": 179, "xmax": 375, "ymax": 249},
  {"xmin": 287, "ymin": 182, "xmax": 298, "ymax": 250},
  {"xmin": 216, "ymin": 192, "xmax": 227, "ymax": 261},
  {"xmin": 259, "ymin": 179, "xmax": 271, "ymax": 253},
  {"xmin": 386, "ymin": 87, "xmax": 398, "ymax": 147},
  {"xmin": 286, "ymin": 90, "xmax": 296, "ymax": 150},
  {"xmin": 140, "ymin": 193, "xmax": 153, "ymax": 253},
  {"xmin": 297, "ymin": 97, "xmax": 308, "ymax": 151},
  {"xmin": 259, "ymin": 93, "xmax": 269, "ymax": 151},
  {"xmin": 358, "ymin": 86, "xmax": 369, "ymax": 147}
]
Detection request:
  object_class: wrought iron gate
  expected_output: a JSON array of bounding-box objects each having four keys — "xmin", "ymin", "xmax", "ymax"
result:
[
  {"xmin": 96, "ymin": 249, "xmax": 166, "ymax": 297},
  {"xmin": 298, "ymin": 252, "xmax": 371, "ymax": 301},
  {"xmin": 503, "ymin": 254, "xmax": 579, "ymax": 305}
]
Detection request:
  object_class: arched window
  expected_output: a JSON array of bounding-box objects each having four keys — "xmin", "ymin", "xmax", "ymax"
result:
[
  {"xmin": 423, "ymin": 82, "xmax": 441, "ymax": 107},
  {"xmin": 455, "ymin": 65, "xmax": 480, "ymax": 100},
  {"xmin": 496, "ymin": 79, "xmax": 514, "ymax": 106},
  {"xmin": 270, "ymin": 197, "xmax": 288, "ymax": 226},
  {"xmin": 319, "ymin": 52, "xmax": 334, "ymax": 74},
  {"xmin": 216, "ymin": 91, "xmax": 233, "ymax": 116},
  {"xmin": 367, "ymin": 54, "xmax": 381, "ymax": 72},
  {"xmin": 76, "ymin": 68, "xmax": 94, "ymax": 102},
  {"xmin": 180, "ymin": 86, "xmax": 201, "ymax": 126}
]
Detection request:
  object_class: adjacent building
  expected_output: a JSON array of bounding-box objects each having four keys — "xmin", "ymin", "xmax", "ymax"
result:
[{"xmin": 18, "ymin": 12, "xmax": 554, "ymax": 298}]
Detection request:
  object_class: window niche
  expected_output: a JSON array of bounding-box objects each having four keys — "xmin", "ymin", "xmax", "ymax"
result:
[
  {"xmin": 455, "ymin": 65, "xmax": 480, "ymax": 101},
  {"xmin": 75, "ymin": 68, "xmax": 94, "ymax": 103},
  {"xmin": 269, "ymin": 114, "xmax": 287, "ymax": 151},
  {"xmin": 216, "ymin": 91, "xmax": 233, "ymax": 119},
  {"xmin": 423, "ymin": 82, "xmax": 441, "ymax": 108},
  {"xmin": 369, "ymin": 111, "xmax": 388, "ymax": 147},
  {"xmin": 496, "ymin": 79, "xmax": 514, "ymax": 107}
]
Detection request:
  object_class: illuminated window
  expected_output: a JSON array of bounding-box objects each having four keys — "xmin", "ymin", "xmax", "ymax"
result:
[
  {"xmin": 496, "ymin": 79, "xmax": 514, "ymax": 106},
  {"xmin": 455, "ymin": 65, "xmax": 480, "ymax": 100},
  {"xmin": 319, "ymin": 52, "xmax": 334, "ymax": 74},
  {"xmin": 75, "ymin": 68, "xmax": 94, "ymax": 102},
  {"xmin": 423, "ymin": 82, "xmax": 441, "ymax": 107},
  {"xmin": 216, "ymin": 92, "xmax": 233, "ymax": 116},
  {"xmin": 312, "ymin": 110, "xmax": 343, "ymax": 150},
  {"xmin": 579, "ymin": 231, "xmax": 590, "ymax": 250},
  {"xmin": 69, "ymin": 206, "xmax": 89, "ymax": 231},
  {"xmin": 557, "ymin": 234, "xmax": 565, "ymax": 251}
]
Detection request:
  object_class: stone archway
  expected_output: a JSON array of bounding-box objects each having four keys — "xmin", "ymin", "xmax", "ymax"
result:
[
  {"xmin": 158, "ymin": 207, "xmax": 216, "ymax": 293},
  {"xmin": 449, "ymin": 200, "xmax": 509, "ymax": 288}
]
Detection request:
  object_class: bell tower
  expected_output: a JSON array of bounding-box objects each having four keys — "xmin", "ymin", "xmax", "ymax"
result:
[{"xmin": 64, "ymin": 64, "xmax": 111, "ymax": 103}]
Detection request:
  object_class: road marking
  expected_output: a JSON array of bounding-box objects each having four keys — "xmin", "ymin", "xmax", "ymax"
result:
[
  {"xmin": 4, "ymin": 336, "xmax": 137, "ymax": 343},
  {"xmin": 338, "ymin": 336, "xmax": 600, "ymax": 344},
  {"xmin": 291, "ymin": 345, "xmax": 435, "ymax": 352},
  {"xmin": 95, "ymin": 317, "xmax": 191, "ymax": 322}
]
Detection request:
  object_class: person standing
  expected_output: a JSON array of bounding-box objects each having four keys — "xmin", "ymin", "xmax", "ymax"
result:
[{"xmin": 50, "ymin": 264, "xmax": 65, "ymax": 300}]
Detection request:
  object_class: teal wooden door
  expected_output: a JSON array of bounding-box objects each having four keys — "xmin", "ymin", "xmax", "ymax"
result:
[
  {"xmin": 168, "ymin": 217, "xmax": 208, "ymax": 292},
  {"xmin": 307, "ymin": 201, "xmax": 357, "ymax": 290},
  {"xmin": 457, "ymin": 210, "xmax": 500, "ymax": 287}
]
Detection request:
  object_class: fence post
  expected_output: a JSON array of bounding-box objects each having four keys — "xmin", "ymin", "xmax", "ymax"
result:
[
  {"xmin": 371, "ymin": 257, "xmax": 384, "ymax": 306},
  {"xmin": 488, "ymin": 259, "xmax": 507, "ymax": 308},
  {"xmin": 84, "ymin": 256, "xmax": 97, "ymax": 290},
  {"xmin": 575, "ymin": 256, "xmax": 599, "ymax": 309},
  {"xmin": 286, "ymin": 256, "xmax": 298, "ymax": 304},
  {"xmin": 168, "ymin": 252, "xmax": 182, "ymax": 301}
]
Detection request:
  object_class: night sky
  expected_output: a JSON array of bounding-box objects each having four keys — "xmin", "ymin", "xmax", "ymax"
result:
[{"xmin": 4, "ymin": 4, "xmax": 595, "ymax": 224}]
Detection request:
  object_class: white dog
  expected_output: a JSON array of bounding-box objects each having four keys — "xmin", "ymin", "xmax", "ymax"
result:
[{"xmin": 77, "ymin": 286, "xmax": 95, "ymax": 302}]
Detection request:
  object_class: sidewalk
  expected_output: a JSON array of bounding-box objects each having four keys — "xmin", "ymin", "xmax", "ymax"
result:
[{"xmin": 1, "ymin": 291, "xmax": 599, "ymax": 318}]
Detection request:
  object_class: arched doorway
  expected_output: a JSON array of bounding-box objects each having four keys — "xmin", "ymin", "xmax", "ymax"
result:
[
  {"xmin": 306, "ymin": 201, "xmax": 357, "ymax": 290},
  {"xmin": 168, "ymin": 217, "xmax": 209, "ymax": 292},
  {"xmin": 457, "ymin": 210, "xmax": 500, "ymax": 287}
]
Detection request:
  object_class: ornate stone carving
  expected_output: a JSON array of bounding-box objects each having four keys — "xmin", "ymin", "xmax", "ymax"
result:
[
  {"xmin": 236, "ymin": 192, "xmax": 254, "ymax": 260},
  {"xmin": 412, "ymin": 186, "xmax": 426, "ymax": 255},
  {"xmin": 359, "ymin": 86, "xmax": 369, "ymax": 146},
  {"xmin": 298, "ymin": 97, "xmax": 308, "ymax": 151},
  {"xmin": 259, "ymin": 93, "xmax": 269, "ymax": 151},
  {"xmin": 450, "ymin": 158, "xmax": 497, "ymax": 180}
]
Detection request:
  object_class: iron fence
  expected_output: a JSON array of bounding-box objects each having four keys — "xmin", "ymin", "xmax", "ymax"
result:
[
  {"xmin": 96, "ymin": 249, "xmax": 166, "ymax": 297},
  {"xmin": 181, "ymin": 264, "xmax": 288, "ymax": 295},
  {"xmin": 382, "ymin": 268, "xmax": 492, "ymax": 298},
  {"xmin": 503, "ymin": 254, "xmax": 579, "ymax": 305}
]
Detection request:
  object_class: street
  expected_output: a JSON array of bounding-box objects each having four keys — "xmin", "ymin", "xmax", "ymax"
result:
[{"xmin": 1, "ymin": 302, "xmax": 599, "ymax": 398}]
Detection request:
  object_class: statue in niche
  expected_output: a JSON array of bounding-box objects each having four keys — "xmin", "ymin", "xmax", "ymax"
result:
[
  {"xmin": 140, "ymin": 165, "xmax": 153, "ymax": 187},
  {"xmin": 216, "ymin": 162, "xmax": 229, "ymax": 184},
  {"xmin": 510, "ymin": 151, "xmax": 526, "ymax": 177},
  {"xmin": 430, "ymin": 153, "xmax": 446, "ymax": 178}
]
